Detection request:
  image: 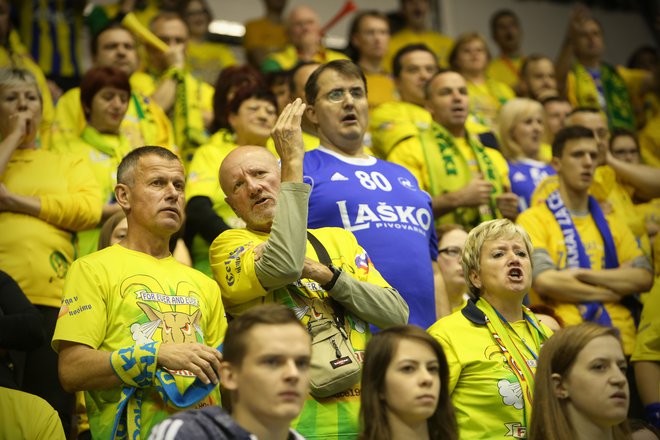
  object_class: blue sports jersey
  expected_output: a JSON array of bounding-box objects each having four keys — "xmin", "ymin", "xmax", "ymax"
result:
[
  {"xmin": 508, "ymin": 159, "xmax": 556, "ymax": 211},
  {"xmin": 304, "ymin": 146, "xmax": 438, "ymax": 329}
]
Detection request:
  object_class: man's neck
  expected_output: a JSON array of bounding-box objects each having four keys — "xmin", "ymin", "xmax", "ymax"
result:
[
  {"xmin": 358, "ymin": 56, "xmax": 385, "ymax": 74},
  {"xmin": 320, "ymin": 139, "xmax": 368, "ymax": 159},
  {"xmin": 233, "ymin": 410, "xmax": 291, "ymax": 440},
  {"xmin": 296, "ymin": 42, "xmax": 321, "ymax": 60},
  {"xmin": 501, "ymin": 48, "xmax": 521, "ymax": 59},
  {"xmin": 442, "ymin": 123, "xmax": 465, "ymax": 139},
  {"xmin": 265, "ymin": 10, "xmax": 283, "ymax": 24},
  {"xmin": 558, "ymin": 182, "xmax": 589, "ymax": 213},
  {"xmin": 123, "ymin": 229, "xmax": 172, "ymax": 259}
]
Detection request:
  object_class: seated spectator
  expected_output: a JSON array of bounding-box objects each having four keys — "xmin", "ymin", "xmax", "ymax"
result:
[
  {"xmin": 347, "ymin": 10, "xmax": 397, "ymax": 109},
  {"xmin": 149, "ymin": 304, "xmax": 311, "ymax": 440},
  {"xmin": 0, "ymin": 271, "xmax": 44, "ymax": 389},
  {"xmin": 281, "ymin": 61, "xmax": 321, "ymax": 150},
  {"xmin": 541, "ymin": 96, "xmax": 572, "ymax": 144},
  {"xmin": 261, "ymin": 5, "xmax": 348, "ymax": 73},
  {"xmin": 359, "ymin": 325, "xmax": 458, "ymax": 440},
  {"xmin": 519, "ymin": 55, "xmax": 559, "ymax": 101},
  {"xmin": 209, "ymin": 99, "xmax": 408, "ymax": 439},
  {"xmin": 428, "ymin": 219, "xmax": 552, "ymax": 439},
  {"xmin": 497, "ymin": 98, "xmax": 555, "ymax": 211},
  {"xmin": 530, "ymin": 323, "xmax": 630, "ymax": 440},
  {"xmin": 0, "ymin": 67, "xmax": 102, "ymax": 435},
  {"xmin": 487, "ymin": 9, "xmax": 525, "ymax": 91},
  {"xmin": 435, "ymin": 224, "xmax": 470, "ymax": 316},
  {"xmin": 243, "ymin": 0, "xmax": 289, "ymax": 69},
  {"xmin": 0, "ymin": 386, "xmax": 65, "ymax": 439},
  {"xmin": 185, "ymin": 85, "xmax": 278, "ymax": 276},
  {"xmin": 449, "ymin": 32, "xmax": 515, "ymax": 129},
  {"xmin": 383, "ymin": 0, "xmax": 453, "ymax": 71},
  {"xmin": 517, "ymin": 126, "xmax": 653, "ymax": 356},
  {"xmin": 53, "ymin": 146, "xmax": 227, "ymax": 439},
  {"xmin": 55, "ymin": 66, "xmax": 131, "ymax": 256},
  {"xmin": 178, "ymin": 0, "xmax": 237, "ymax": 85}
]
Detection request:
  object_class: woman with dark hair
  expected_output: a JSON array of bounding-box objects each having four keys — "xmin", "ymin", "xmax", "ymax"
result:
[
  {"xmin": 54, "ymin": 65, "xmax": 132, "ymax": 256},
  {"xmin": 360, "ymin": 325, "xmax": 458, "ymax": 440},
  {"xmin": 428, "ymin": 219, "xmax": 551, "ymax": 439},
  {"xmin": 529, "ymin": 323, "xmax": 631, "ymax": 440},
  {"xmin": 210, "ymin": 64, "xmax": 266, "ymax": 133},
  {"xmin": 185, "ymin": 84, "xmax": 277, "ymax": 276}
]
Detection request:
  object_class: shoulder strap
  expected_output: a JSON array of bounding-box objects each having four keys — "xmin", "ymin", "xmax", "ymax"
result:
[{"xmin": 306, "ymin": 231, "xmax": 331, "ymax": 266}]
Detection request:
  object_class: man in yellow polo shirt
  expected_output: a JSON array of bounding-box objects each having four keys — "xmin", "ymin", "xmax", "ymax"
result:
[
  {"xmin": 388, "ymin": 69, "xmax": 519, "ymax": 230},
  {"xmin": 518, "ymin": 126, "xmax": 653, "ymax": 355}
]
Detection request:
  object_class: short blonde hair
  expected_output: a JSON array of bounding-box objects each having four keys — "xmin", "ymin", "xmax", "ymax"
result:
[
  {"xmin": 0, "ymin": 68, "xmax": 41, "ymax": 102},
  {"xmin": 497, "ymin": 98, "xmax": 545, "ymax": 161},
  {"xmin": 462, "ymin": 219, "xmax": 534, "ymax": 297}
]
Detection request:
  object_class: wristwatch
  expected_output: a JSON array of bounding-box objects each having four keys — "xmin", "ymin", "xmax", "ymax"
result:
[{"xmin": 321, "ymin": 265, "xmax": 341, "ymax": 291}]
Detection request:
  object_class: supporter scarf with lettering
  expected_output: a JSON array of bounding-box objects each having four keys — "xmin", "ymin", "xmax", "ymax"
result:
[
  {"xmin": 478, "ymin": 299, "xmax": 549, "ymax": 434},
  {"xmin": 545, "ymin": 190, "xmax": 619, "ymax": 326},
  {"xmin": 80, "ymin": 125, "xmax": 132, "ymax": 160},
  {"xmin": 109, "ymin": 342, "xmax": 219, "ymax": 440},
  {"xmin": 420, "ymin": 122, "xmax": 504, "ymax": 229},
  {"xmin": 570, "ymin": 63, "xmax": 635, "ymax": 131}
]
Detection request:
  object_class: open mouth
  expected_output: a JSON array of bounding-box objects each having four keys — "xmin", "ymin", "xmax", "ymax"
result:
[
  {"xmin": 253, "ymin": 197, "xmax": 271, "ymax": 207},
  {"xmin": 508, "ymin": 268, "xmax": 523, "ymax": 280},
  {"xmin": 342, "ymin": 114, "xmax": 358, "ymax": 124}
]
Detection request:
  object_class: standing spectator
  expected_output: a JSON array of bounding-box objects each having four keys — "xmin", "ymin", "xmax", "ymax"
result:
[
  {"xmin": 435, "ymin": 225, "xmax": 470, "ymax": 316},
  {"xmin": 487, "ymin": 9, "xmax": 524, "ymax": 91},
  {"xmin": 0, "ymin": 68, "xmax": 102, "ymax": 435},
  {"xmin": 541, "ymin": 96, "xmax": 572, "ymax": 144},
  {"xmin": 519, "ymin": 55, "xmax": 559, "ymax": 101},
  {"xmin": 244, "ymin": 0, "xmax": 289, "ymax": 69},
  {"xmin": 178, "ymin": 0, "xmax": 236, "ymax": 85},
  {"xmin": 383, "ymin": 0, "xmax": 453, "ymax": 72},
  {"xmin": 347, "ymin": 10, "xmax": 396, "ymax": 109},
  {"xmin": 261, "ymin": 5, "xmax": 348, "ymax": 73}
]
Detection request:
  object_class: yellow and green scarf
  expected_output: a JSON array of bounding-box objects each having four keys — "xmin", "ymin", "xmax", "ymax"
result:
[
  {"xmin": 420, "ymin": 122, "xmax": 504, "ymax": 229},
  {"xmin": 570, "ymin": 63, "xmax": 636, "ymax": 131}
]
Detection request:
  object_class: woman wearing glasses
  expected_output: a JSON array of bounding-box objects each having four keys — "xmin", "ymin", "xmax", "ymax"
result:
[
  {"xmin": 428, "ymin": 219, "xmax": 551, "ymax": 439},
  {"xmin": 435, "ymin": 224, "xmax": 470, "ymax": 318}
]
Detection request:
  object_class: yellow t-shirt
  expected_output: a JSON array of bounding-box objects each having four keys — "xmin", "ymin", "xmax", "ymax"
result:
[
  {"xmin": 0, "ymin": 148, "xmax": 102, "ymax": 307},
  {"xmin": 209, "ymin": 225, "xmax": 391, "ymax": 439},
  {"xmin": 517, "ymin": 203, "xmax": 644, "ymax": 354},
  {"xmin": 185, "ymin": 131, "xmax": 245, "ymax": 276},
  {"xmin": 467, "ymin": 79, "xmax": 516, "ymax": 129},
  {"xmin": 52, "ymin": 84, "xmax": 174, "ymax": 151},
  {"xmin": 383, "ymin": 28, "xmax": 454, "ymax": 71},
  {"xmin": 364, "ymin": 71, "xmax": 397, "ymax": 109},
  {"xmin": 369, "ymin": 100, "xmax": 432, "ymax": 159},
  {"xmin": 487, "ymin": 56, "xmax": 524, "ymax": 89},
  {"xmin": 52, "ymin": 244, "xmax": 227, "ymax": 439},
  {"xmin": 639, "ymin": 111, "xmax": 660, "ymax": 168},
  {"xmin": 0, "ymin": 387, "xmax": 65, "ymax": 440},
  {"xmin": 631, "ymin": 235, "xmax": 660, "ymax": 362},
  {"xmin": 429, "ymin": 306, "xmax": 551, "ymax": 439},
  {"xmin": 187, "ymin": 40, "xmax": 237, "ymax": 86},
  {"xmin": 243, "ymin": 17, "xmax": 288, "ymax": 52},
  {"xmin": 261, "ymin": 45, "xmax": 349, "ymax": 72}
]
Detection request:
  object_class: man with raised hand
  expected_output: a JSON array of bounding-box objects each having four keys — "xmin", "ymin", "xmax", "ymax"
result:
[
  {"xmin": 53, "ymin": 146, "xmax": 226, "ymax": 439},
  {"xmin": 209, "ymin": 97, "xmax": 408, "ymax": 440}
]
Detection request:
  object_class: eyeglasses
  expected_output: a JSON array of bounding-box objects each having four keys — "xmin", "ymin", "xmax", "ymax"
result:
[
  {"xmin": 325, "ymin": 87, "xmax": 366, "ymax": 103},
  {"xmin": 439, "ymin": 246, "xmax": 462, "ymax": 258}
]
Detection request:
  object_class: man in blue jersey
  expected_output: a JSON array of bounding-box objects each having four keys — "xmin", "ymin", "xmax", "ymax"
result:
[{"xmin": 303, "ymin": 59, "xmax": 447, "ymax": 326}]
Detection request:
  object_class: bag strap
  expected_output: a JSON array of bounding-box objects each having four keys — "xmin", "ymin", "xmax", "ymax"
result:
[{"xmin": 306, "ymin": 231, "xmax": 346, "ymax": 326}]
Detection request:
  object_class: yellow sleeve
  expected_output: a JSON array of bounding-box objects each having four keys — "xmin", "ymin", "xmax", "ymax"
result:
[
  {"xmin": 52, "ymin": 259, "xmax": 109, "ymax": 352},
  {"xmin": 386, "ymin": 136, "xmax": 429, "ymax": 192},
  {"xmin": 39, "ymin": 155, "xmax": 102, "ymax": 232},
  {"xmin": 517, "ymin": 208, "xmax": 549, "ymax": 251},
  {"xmin": 209, "ymin": 230, "xmax": 268, "ymax": 308},
  {"xmin": 617, "ymin": 66, "xmax": 648, "ymax": 101},
  {"xmin": 608, "ymin": 213, "xmax": 645, "ymax": 264},
  {"xmin": 428, "ymin": 320, "xmax": 461, "ymax": 393}
]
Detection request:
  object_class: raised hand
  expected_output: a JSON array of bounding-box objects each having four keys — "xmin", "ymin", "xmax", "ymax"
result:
[{"xmin": 271, "ymin": 98, "xmax": 306, "ymax": 182}]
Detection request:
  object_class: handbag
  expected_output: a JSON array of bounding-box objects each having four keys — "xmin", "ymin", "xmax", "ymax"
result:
[{"xmin": 300, "ymin": 232, "xmax": 362, "ymax": 398}]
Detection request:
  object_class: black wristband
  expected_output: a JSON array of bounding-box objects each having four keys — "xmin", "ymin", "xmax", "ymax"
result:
[{"xmin": 321, "ymin": 265, "xmax": 341, "ymax": 291}]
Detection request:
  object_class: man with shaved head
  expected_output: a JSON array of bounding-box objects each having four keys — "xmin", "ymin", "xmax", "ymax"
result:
[
  {"xmin": 209, "ymin": 99, "xmax": 408, "ymax": 439},
  {"xmin": 261, "ymin": 4, "xmax": 348, "ymax": 72}
]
